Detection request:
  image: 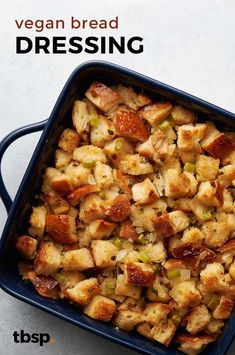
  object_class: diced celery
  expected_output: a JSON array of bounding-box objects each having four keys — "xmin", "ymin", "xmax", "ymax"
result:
[
  {"xmin": 166, "ymin": 270, "xmax": 181, "ymax": 280},
  {"xmin": 171, "ymin": 312, "xmax": 181, "ymax": 325},
  {"xmin": 184, "ymin": 162, "xmax": 196, "ymax": 173},
  {"xmin": 115, "ymin": 138, "xmax": 123, "ymax": 151},
  {"xmin": 82, "ymin": 159, "xmax": 96, "ymax": 168},
  {"xmin": 138, "ymin": 234, "xmax": 147, "ymax": 244},
  {"xmin": 139, "ymin": 250, "xmax": 149, "ymax": 263},
  {"xmin": 89, "ymin": 112, "xmax": 99, "ymax": 127},
  {"xmin": 207, "ymin": 295, "xmax": 220, "ymax": 310},
  {"xmin": 159, "ymin": 120, "xmax": 170, "ymax": 129},
  {"xmin": 202, "ymin": 211, "xmax": 212, "ymax": 221},
  {"xmin": 113, "ymin": 237, "xmax": 122, "ymax": 249},
  {"xmin": 53, "ymin": 273, "xmax": 66, "ymax": 283}
]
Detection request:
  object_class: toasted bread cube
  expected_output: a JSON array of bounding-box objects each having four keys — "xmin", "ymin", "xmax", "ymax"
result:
[
  {"xmin": 107, "ymin": 194, "xmax": 131, "ymax": 222},
  {"xmin": 84, "ymin": 295, "xmax": 116, "ymax": 321},
  {"xmin": 197, "ymin": 181, "xmax": 224, "ymax": 207},
  {"xmin": 205, "ymin": 318, "xmax": 224, "ymax": 335},
  {"xmin": 62, "ymin": 248, "xmax": 94, "ymax": 271},
  {"xmin": 140, "ymin": 242, "xmax": 167, "ymax": 263},
  {"xmin": 136, "ymin": 322, "xmax": 154, "ymax": 340},
  {"xmin": 130, "ymin": 200, "xmax": 167, "ymax": 232},
  {"xmin": 44, "ymin": 193, "xmax": 70, "ymax": 214},
  {"xmin": 177, "ymin": 333, "xmax": 214, "ymax": 354},
  {"xmin": 46, "ymin": 214, "xmax": 78, "ymax": 244},
  {"xmin": 164, "ymin": 169, "xmax": 190, "ymax": 198},
  {"xmin": 218, "ymin": 164, "xmax": 235, "ymax": 187},
  {"xmin": 136, "ymin": 136, "xmax": 155, "ymax": 160},
  {"xmin": 119, "ymin": 154, "xmax": 153, "ymax": 175},
  {"xmin": 90, "ymin": 116, "xmax": 115, "ymax": 147},
  {"xmin": 181, "ymin": 227, "xmax": 204, "ymax": 244},
  {"xmin": 34, "ymin": 242, "xmax": 61, "ymax": 276},
  {"xmin": 115, "ymin": 274, "xmax": 141, "ymax": 300},
  {"xmin": 146, "ymin": 278, "xmax": 170, "ymax": 303},
  {"xmin": 186, "ymin": 305, "xmax": 211, "ymax": 335},
  {"xmin": 67, "ymin": 185, "xmax": 100, "ymax": 206},
  {"xmin": 189, "ymin": 196, "xmax": 213, "ymax": 223},
  {"xmin": 79, "ymin": 194, "xmax": 106, "ymax": 223},
  {"xmin": 212, "ymin": 296, "xmax": 234, "ymax": 319},
  {"xmin": 196, "ymin": 155, "xmax": 220, "ymax": 182},
  {"xmin": 171, "ymin": 105, "xmax": 196, "ymax": 125},
  {"xmin": 66, "ymin": 278, "xmax": 100, "ymax": 306},
  {"xmin": 94, "ymin": 162, "xmax": 114, "ymax": 189},
  {"xmin": 153, "ymin": 211, "xmax": 189, "ymax": 239},
  {"xmin": 58, "ymin": 128, "xmax": 80, "ymax": 153},
  {"xmin": 202, "ymin": 221, "xmax": 230, "ymax": 248},
  {"xmin": 114, "ymin": 310, "xmax": 144, "ymax": 331},
  {"xmin": 51, "ymin": 174, "xmax": 74, "ymax": 195},
  {"xmin": 73, "ymin": 145, "xmax": 107, "ymax": 164},
  {"xmin": 124, "ymin": 262, "xmax": 154, "ymax": 286},
  {"xmin": 103, "ymin": 138, "xmax": 134, "ymax": 167},
  {"xmin": 55, "ymin": 149, "xmax": 72, "ymax": 169},
  {"xmin": 143, "ymin": 303, "xmax": 171, "ymax": 325},
  {"xmin": 114, "ymin": 110, "xmax": 149, "ymax": 142},
  {"xmin": 72, "ymin": 100, "xmax": 90, "ymax": 134},
  {"xmin": 218, "ymin": 189, "xmax": 233, "ymax": 213},
  {"xmin": 28, "ymin": 272, "xmax": 58, "ymax": 299},
  {"xmin": 169, "ymin": 281, "xmax": 202, "ymax": 308},
  {"xmin": 85, "ymin": 81, "xmax": 122, "ymax": 112},
  {"xmin": 42, "ymin": 167, "xmax": 62, "ymax": 194},
  {"xmin": 92, "ymin": 240, "xmax": 118, "ymax": 268},
  {"xmin": 203, "ymin": 132, "xmax": 234, "ymax": 159},
  {"xmin": 177, "ymin": 124, "xmax": 207, "ymax": 153},
  {"xmin": 28, "ymin": 206, "xmax": 47, "ymax": 238},
  {"xmin": 132, "ymin": 178, "xmax": 159, "ymax": 205},
  {"xmin": 115, "ymin": 85, "xmax": 151, "ymax": 110},
  {"xmin": 151, "ymin": 319, "xmax": 176, "ymax": 346},
  {"xmin": 200, "ymin": 262, "xmax": 229, "ymax": 292},
  {"xmin": 113, "ymin": 169, "xmax": 138, "ymax": 199},
  {"xmin": 86, "ymin": 219, "xmax": 116, "ymax": 239},
  {"xmin": 229, "ymin": 261, "xmax": 235, "ymax": 280},
  {"xmin": 60, "ymin": 270, "xmax": 85, "ymax": 288},
  {"xmin": 119, "ymin": 220, "xmax": 138, "ymax": 241},
  {"xmin": 15, "ymin": 235, "xmax": 38, "ymax": 260},
  {"xmin": 64, "ymin": 163, "xmax": 90, "ymax": 188},
  {"xmin": 139, "ymin": 102, "xmax": 173, "ymax": 126},
  {"xmin": 151, "ymin": 129, "xmax": 170, "ymax": 159}
]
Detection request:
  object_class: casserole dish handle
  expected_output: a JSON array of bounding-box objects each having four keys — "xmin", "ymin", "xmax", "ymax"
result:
[{"xmin": 0, "ymin": 120, "xmax": 48, "ymax": 213}]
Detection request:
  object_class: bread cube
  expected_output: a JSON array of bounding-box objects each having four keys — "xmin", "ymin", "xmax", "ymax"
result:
[
  {"xmin": 94, "ymin": 162, "xmax": 114, "ymax": 189},
  {"xmin": 143, "ymin": 303, "xmax": 171, "ymax": 325},
  {"xmin": 28, "ymin": 206, "xmax": 47, "ymax": 238},
  {"xmin": 119, "ymin": 220, "xmax": 138, "ymax": 241},
  {"xmin": 212, "ymin": 296, "xmax": 234, "ymax": 319},
  {"xmin": 151, "ymin": 129, "xmax": 169, "ymax": 160},
  {"xmin": 28, "ymin": 271, "xmax": 59, "ymax": 300},
  {"xmin": 67, "ymin": 185, "xmax": 100, "ymax": 206},
  {"xmin": 164, "ymin": 169, "xmax": 190, "ymax": 198},
  {"xmin": 140, "ymin": 242, "xmax": 167, "ymax": 263},
  {"xmin": 15, "ymin": 235, "xmax": 38, "ymax": 260},
  {"xmin": 55, "ymin": 149, "xmax": 72, "ymax": 169},
  {"xmin": 151, "ymin": 319, "xmax": 176, "ymax": 346},
  {"xmin": 119, "ymin": 154, "xmax": 153, "ymax": 175},
  {"xmin": 65, "ymin": 163, "xmax": 90, "ymax": 188},
  {"xmin": 205, "ymin": 318, "xmax": 224, "ymax": 335},
  {"xmin": 171, "ymin": 105, "xmax": 196, "ymax": 125},
  {"xmin": 73, "ymin": 145, "xmax": 107, "ymax": 164},
  {"xmin": 153, "ymin": 210, "xmax": 189, "ymax": 239},
  {"xmin": 62, "ymin": 248, "xmax": 95, "ymax": 271},
  {"xmin": 218, "ymin": 164, "xmax": 235, "ymax": 187},
  {"xmin": 34, "ymin": 242, "xmax": 61, "ymax": 276},
  {"xmin": 92, "ymin": 240, "xmax": 118, "ymax": 268},
  {"xmin": 118, "ymin": 297, "xmax": 144, "ymax": 312},
  {"xmin": 115, "ymin": 84, "xmax": 151, "ymax": 110},
  {"xmin": 146, "ymin": 278, "xmax": 170, "ymax": 303},
  {"xmin": 72, "ymin": 100, "xmax": 90, "ymax": 134},
  {"xmin": 181, "ymin": 227, "xmax": 204, "ymax": 244},
  {"xmin": 85, "ymin": 81, "xmax": 122, "ymax": 112},
  {"xmin": 176, "ymin": 334, "xmax": 213, "ymax": 354},
  {"xmin": 115, "ymin": 274, "xmax": 141, "ymax": 300},
  {"xmin": 114, "ymin": 310, "xmax": 144, "ymax": 331},
  {"xmin": 51, "ymin": 174, "xmax": 74, "ymax": 195},
  {"xmin": 42, "ymin": 167, "xmax": 62, "ymax": 194},
  {"xmin": 84, "ymin": 295, "xmax": 116, "ymax": 321},
  {"xmin": 58, "ymin": 128, "xmax": 80, "ymax": 153},
  {"xmin": 177, "ymin": 124, "xmax": 207, "ymax": 153},
  {"xmin": 132, "ymin": 178, "xmax": 159, "ymax": 204},
  {"xmin": 124, "ymin": 262, "xmax": 154, "ymax": 286},
  {"xmin": 46, "ymin": 214, "xmax": 78, "ymax": 244},
  {"xmin": 218, "ymin": 189, "xmax": 233, "ymax": 213},
  {"xmin": 86, "ymin": 219, "xmax": 116, "ymax": 239},
  {"xmin": 229, "ymin": 261, "xmax": 235, "ymax": 280},
  {"xmin": 189, "ymin": 196, "xmax": 212, "ymax": 223},
  {"xmin": 186, "ymin": 305, "xmax": 211, "ymax": 335},
  {"xmin": 114, "ymin": 110, "xmax": 149, "ymax": 142},
  {"xmin": 79, "ymin": 194, "xmax": 106, "ymax": 223},
  {"xmin": 202, "ymin": 221, "xmax": 230, "ymax": 248},
  {"xmin": 107, "ymin": 194, "xmax": 131, "ymax": 222},
  {"xmin": 136, "ymin": 136, "xmax": 155, "ymax": 160},
  {"xmin": 196, "ymin": 155, "xmax": 220, "ymax": 182},
  {"xmin": 139, "ymin": 102, "xmax": 173, "ymax": 126},
  {"xmin": 197, "ymin": 181, "xmax": 224, "ymax": 207},
  {"xmin": 44, "ymin": 193, "xmax": 70, "ymax": 214},
  {"xmin": 169, "ymin": 280, "xmax": 202, "ymax": 308},
  {"xmin": 113, "ymin": 169, "xmax": 138, "ymax": 199},
  {"xmin": 200, "ymin": 262, "xmax": 229, "ymax": 292},
  {"xmin": 136, "ymin": 322, "xmax": 154, "ymax": 340},
  {"xmin": 103, "ymin": 138, "xmax": 134, "ymax": 167},
  {"xmin": 66, "ymin": 278, "xmax": 100, "ymax": 306},
  {"xmin": 203, "ymin": 132, "xmax": 234, "ymax": 159},
  {"xmin": 90, "ymin": 116, "xmax": 115, "ymax": 147}
]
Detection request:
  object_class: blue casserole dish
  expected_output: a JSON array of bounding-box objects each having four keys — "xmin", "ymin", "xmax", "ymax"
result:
[{"xmin": 0, "ymin": 61, "xmax": 235, "ymax": 355}]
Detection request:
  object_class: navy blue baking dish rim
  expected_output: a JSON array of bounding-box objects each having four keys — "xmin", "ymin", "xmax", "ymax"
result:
[{"xmin": 0, "ymin": 60, "xmax": 235, "ymax": 355}]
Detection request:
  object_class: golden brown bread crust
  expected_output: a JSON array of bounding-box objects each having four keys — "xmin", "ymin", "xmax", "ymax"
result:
[
  {"xmin": 46, "ymin": 214, "xmax": 78, "ymax": 244},
  {"xmin": 119, "ymin": 220, "xmax": 138, "ymax": 241},
  {"xmin": 125, "ymin": 262, "xmax": 154, "ymax": 286},
  {"xmin": 44, "ymin": 193, "xmax": 70, "ymax": 214},
  {"xmin": 67, "ymin": 185, "xmax": 100, "ymax": 206},
  {"xmin": 28, "ymin": 271, "xmax": 59, "ymax": 299},
  {"xmin": 153, "ymin": 214, "xmax": 175, "ymax": 239},
  {"xmin": 114, "ymin": 110, "xmax": 150, "ymax": 142},
  {"xmin": 15, "ymin": 235, "xmax": 38, "ymax": 260},
  {"xmin": 86, "ymin": 81, "xmax": 122, "ymax": 112},
  {"xmin": 107, "ymin": 194, "xmax": 131, "ymax": 222},
  {"xmin": 204, "ymin": 133, "xmax": 235, "ymax": 159}
]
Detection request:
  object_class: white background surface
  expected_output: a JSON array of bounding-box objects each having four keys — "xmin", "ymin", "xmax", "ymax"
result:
[{"xmin": 1, "ymin": 0, "xmax": 235, "ymax": 354}]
